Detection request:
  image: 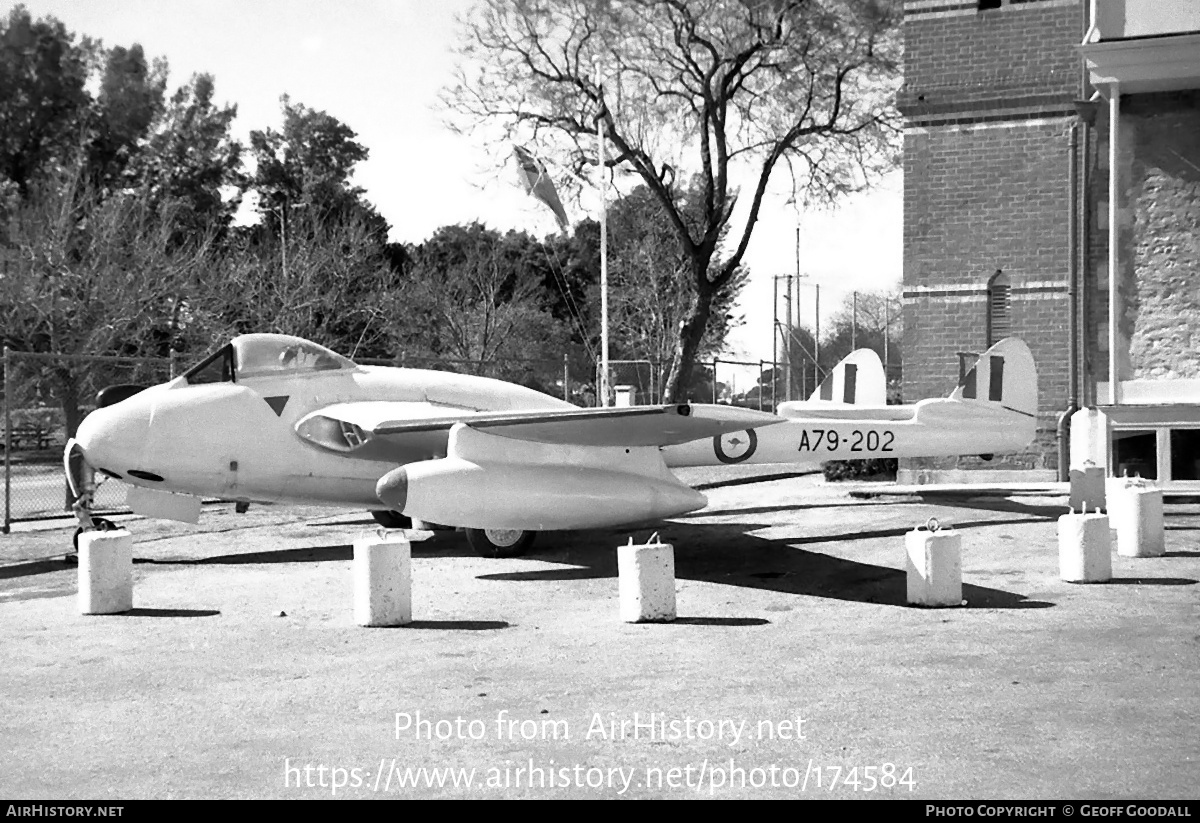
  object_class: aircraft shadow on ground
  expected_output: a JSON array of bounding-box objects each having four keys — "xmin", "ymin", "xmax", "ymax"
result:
[
  {"xmin": 379, "ymin": 620, "xmax": 509, "ymax": 630},
  {"xmin": 0, "ymin": 559, "xmax": 75, "ymax": 580},
  {"xmin": 480, "ymin": 519, "xmax": 1056, "ymax": 610},
  {"xmin": 120, "ymin": 607, "xmax": 221, "ymax": 617},
  {"xmin": 136, "ymin": 545, "xmax": 355, "ymax": 565},
  {"xmin": 693, "ymin": 471, "xmax": 818, "ymax": 491}
]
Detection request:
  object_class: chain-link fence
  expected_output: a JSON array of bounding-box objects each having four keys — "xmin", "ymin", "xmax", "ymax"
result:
[
  {"xmin": 3, "ymin": 348, "xmax": 586, "ymax": 530},
  {"xmin": 1, "ymin": 346, "xmax": 803, "ymax": 530},
  {"xmin": 3, "ymin": 348, "xmax": 176, "ymax": 531},
  {"xmin": 597, "ymin": 358, "xmax": 783, "ymax": 408},
  {"xmin": 381, "ymin": 354, "xmax": 578, "ymax": 404}
]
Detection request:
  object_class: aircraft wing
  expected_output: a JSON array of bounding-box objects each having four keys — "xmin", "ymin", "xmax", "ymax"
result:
[{"xmin": 296, "ymin": 401, "xmax": 782, "ymax": 458}]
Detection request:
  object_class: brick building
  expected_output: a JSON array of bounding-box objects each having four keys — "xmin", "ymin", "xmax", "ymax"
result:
[{"xmin": 899, "ymin": 0, "xmax": 1200, "ymax": 487}]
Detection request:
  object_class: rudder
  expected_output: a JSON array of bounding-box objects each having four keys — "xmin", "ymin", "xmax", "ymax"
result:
[{"xmin": 949, "ymin": 337, "xmax": 1037, "ymax": 418}]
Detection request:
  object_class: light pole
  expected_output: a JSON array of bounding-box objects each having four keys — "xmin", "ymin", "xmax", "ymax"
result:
[{"xmin": 273, "ymin": 201, "xmax": 307, "ymax": 280}]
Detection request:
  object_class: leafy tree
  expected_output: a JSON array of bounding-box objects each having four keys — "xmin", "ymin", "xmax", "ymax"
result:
[
  {"xmin": 128, "ymin": 73, "xmax": 244, "ymax": 242},
  {"xmin": 607, "ymin": 182, "xmax": 745, "ymax": 384},
  {"xmin": 388, "ymin": 223, "xmax": 570, "ymax": 387},
  {"xmin": 449, "ymin": 0, "xmax": 900, "ymax": 401},
  {"xmin": 247, "ymin": 95, "xmax": 385, "ymax": 236},
  {"xmin": 819, "ymin": 288, "xmax": 902, "ymax": 400},
  {"xmin": 0, "ymin": 6, "xmax": 91, "ymax": 196},
  {"xmin": 197, "ymin": 207, "xmax": 395, "ymax": 359},
  {"xmin": 86, "ymin": 44, "xmax": 166, "ymax": 189},
  {"xmin": 0, "ymin": 168, "xmax": 214, "ymax": 436}
]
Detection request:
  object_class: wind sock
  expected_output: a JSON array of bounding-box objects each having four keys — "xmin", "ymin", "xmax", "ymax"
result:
[{"xmin": 513, "ymin": 145, "xmax": 569, "ymax": 230}]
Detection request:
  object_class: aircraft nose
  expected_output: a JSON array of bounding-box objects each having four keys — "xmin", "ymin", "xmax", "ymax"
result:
[{"xmin": 72, "ymin": 400, "xmax": 150, "ymax": 480}]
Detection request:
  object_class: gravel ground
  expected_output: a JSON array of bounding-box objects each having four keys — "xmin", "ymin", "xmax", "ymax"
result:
[{"xmin": 1, "ymin": 469, "xmax": 1197, "ymax": 799}]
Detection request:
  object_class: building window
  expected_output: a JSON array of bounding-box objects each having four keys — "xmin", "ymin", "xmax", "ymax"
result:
[
  {"xmin": 1113, "ymin": 430, "xmax": 1157, "ymax": 480},
  {"xmin": 1170, "ymin": 430, "xmax": 1200, "ymax": 481},
  {"xmin": 986, "ymin": 269, "xmax": 1012, "ymax": 346},
  {"xmin": 978, "ymin": 0, "xmax": 1001, "ymax": 9}
]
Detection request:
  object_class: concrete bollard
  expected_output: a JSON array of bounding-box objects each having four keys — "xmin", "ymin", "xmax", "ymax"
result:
[
  {"xmin": 1112, "ymin": 480, "xmax": 1165, "ymax": 558},
  {"xmin": 1058, "ymin": 508, "xmax": 1112, "ymax": 583},
  {"xmin": 78, "ymin": 529, "xmax": 133, "ymax": 615},
  {"xmin": 1069, "ymin": 460, "xmax": 1106, "ymax": 514},
  {"xmin": 618, "ymin": 535, "xmax": 676, "ymax": 623},
  {"xmin": 905, "ymin": 520, "xmax": 962, "ymax": 607},
  {"xmin": 1070, "ymin": 407, "xmax": 1110, "ymax": 472},
  {"xmin": 354, "ymin": 534, "xmax": 412, "ymax": 627}
]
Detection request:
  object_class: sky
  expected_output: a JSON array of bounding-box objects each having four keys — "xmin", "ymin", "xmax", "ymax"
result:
[{"xmin": 15, "ymin": 0, "xmax": 902, "ymax": 372}]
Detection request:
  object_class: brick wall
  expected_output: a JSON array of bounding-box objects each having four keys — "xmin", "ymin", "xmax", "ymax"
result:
[
  {"xmin": 900, "ymin": 0, "xmax": 1082, "ymax": 122},
  {"xmin": 900, "ymin": 0, "xmax": 1084, "ymax": 477}
]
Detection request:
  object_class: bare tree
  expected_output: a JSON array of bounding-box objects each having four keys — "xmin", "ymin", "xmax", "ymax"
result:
[
  {"xmin": 0, "ymin": 167, "xmax": 213, "ymax": 435},
  {"xmin": 199, "ymin": 207, "xmax": 394, "ymax": 357},
  {"xmin": 448, "ymin": 0, "xmax": 900, "ymax": 400},
  {"xmin": 389, "ymin": 223, "xmax": 569, "ymax": 376}
]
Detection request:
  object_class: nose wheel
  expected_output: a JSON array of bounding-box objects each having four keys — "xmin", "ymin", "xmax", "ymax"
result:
[
  {"xmin": 465, "ymin": 528, "xmax": 536, "ymax": 558},
  {"xmin": 71, "ymin": 517, "xmax": 118, "ymax": 555},
  {"xmin": 65, "ymin": 438, "xmax": 118, "ymax": 559}
]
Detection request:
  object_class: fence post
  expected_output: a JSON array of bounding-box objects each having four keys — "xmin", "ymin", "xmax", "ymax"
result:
[
  {"xmin": 758, "ymin": 360, "xmax": 766, "ymax": 412},
  {"xmin": 563, "ymin": 353, "xmax": 569, "ymax": 403},
  {"xmin": 3, "ymin": 346, "xmax": 10, "ymax": 534}
]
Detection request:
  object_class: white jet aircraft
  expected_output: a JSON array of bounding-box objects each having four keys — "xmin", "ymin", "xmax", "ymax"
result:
[{"xmin": 65, "ymin": 334, "xmax": 1036, "ymax": 557}]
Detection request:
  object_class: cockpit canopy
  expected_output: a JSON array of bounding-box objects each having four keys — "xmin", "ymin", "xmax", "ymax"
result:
[{"xmin": 183, "ymin": 334, "xmax": 357, "ymax": 385}]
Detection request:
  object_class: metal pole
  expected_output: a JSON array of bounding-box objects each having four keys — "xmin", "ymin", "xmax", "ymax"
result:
[
  {"xmin": 712, "ymin": 359, "xmax": 718, "ymax": 403},
  {"xmin": 772, "ymin": 275, "xmax": 778, "ymax": 411},
  {"xmin": 563, "ymin": 353, "xmax": 569, "ymax": 403},
  {"xmin": 883, "ymin": 299, "xmax": 890, "ymax": 384},
  {"xmin": 852, "ymin": 291, "xmax": 858, "ymax": 349},
  {"xmin": 278, "ymin": 205, "xmax": 288, "ymax": 282},
  {"xmin": 1108, "ymin": 83, "xmax": 1120, "ymax": 405},
  {"xmin": 757, "ymin": 361, "xmax": 765, "ymax": 411},
  {"xmin": 784, "ymin": 276, "xmax": 793, "ymax": 402},
  {"xmin": 3, "ymin": 346, "xmax": 10, "ymax": 533},
  {"xmin": 814, "ymin": 284, "xmax": 821, "ymax": 385},
  {"xmin": 596, "ymin": 66, "xmax": 610, "ymax": 407}
]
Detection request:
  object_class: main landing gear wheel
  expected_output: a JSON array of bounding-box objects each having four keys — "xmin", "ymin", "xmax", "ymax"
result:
[
  {"xmin": 370, "ymin": 510, "xmax": 412, "ymax": 529},
  {"xmin": 70, "ymin": 516, "xmax": 118, "ymax": 558},
  {"xmin": 465, "ymin": 528, "xmax": 537, "ymax": 558}
]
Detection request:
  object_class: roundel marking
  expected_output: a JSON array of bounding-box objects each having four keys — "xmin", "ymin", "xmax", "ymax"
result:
[{"xmin": 713, "ymin": 428, "xmax": 757, "ymax": 464}]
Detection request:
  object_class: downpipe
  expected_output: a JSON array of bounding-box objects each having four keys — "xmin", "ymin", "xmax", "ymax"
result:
[{"xmin": 1057, "ymin": 118, "xmax": 1083, "ymax": 481}]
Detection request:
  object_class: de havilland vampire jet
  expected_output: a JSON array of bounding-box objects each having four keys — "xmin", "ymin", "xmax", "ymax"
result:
[{"xmin": 65, "ymin": 334, "xmax": 1037, "ymax": 557}]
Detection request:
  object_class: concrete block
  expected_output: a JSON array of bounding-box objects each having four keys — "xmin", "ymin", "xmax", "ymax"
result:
[
  {"xmin": 78, "ymin": 529, "xmax": 133, "ymax": 615},
  {"xmin": 1058, "ymin": 511, "xmax": 1112, "ymax": 583},
  {"xmin": 618, "ymin": 540, "xmax": 676, "ymax": 622},
  {"xmin": 1113, "ymin": 481, "xmax": 1165, "ymax": 558},
  {"xmin": 354, "ymin": 536, "xmax": 412, "ymax": 627},
  {"xmin": 905, "ymin": 526, "xmax": 962, "ymax": 607},
  {"xmin": 1069, "ymin": 462, "xmax": 1106, "ymax": 514},
  {"xmin": 1070, "ymin": 407, "xmax": 1110, "ymax": 472}
]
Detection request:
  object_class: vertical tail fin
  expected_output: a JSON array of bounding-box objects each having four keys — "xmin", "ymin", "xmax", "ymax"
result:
[
  {"xmin": 950, "ymin": 337, "xmax": 1037, "ymax": 418},
  {"xmin": 776, "ymin": 348, "xmax": 886, "ymax": 417}
]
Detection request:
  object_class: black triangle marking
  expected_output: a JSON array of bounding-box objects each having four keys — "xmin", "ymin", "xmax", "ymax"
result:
[{"xmin": 264, "ymin": 395, "xmax": 290, "ymax": 417}]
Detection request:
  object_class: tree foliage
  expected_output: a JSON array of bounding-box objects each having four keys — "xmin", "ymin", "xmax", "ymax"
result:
[
  {"xmin": 389, "ymin": 223, "xmax": 570, "ymax": 381},
  {"xmin": 449, "ymin": 0, "xmax": 900, "ymax": 400},
  {"xmin": 0, "ymin": 167, "xmax": 215, "ymax": 432},
  {"xmin": 128, "ymin": 73, "xmax": 244, "ymax": 242},
  {"xmin": 607, "ymin": 180, "xmax": 745, "ymax": 374},
  {"xmin": 0, "ymin": 6, "xmax": 92, "ymax": 197},
  {"xmin": 247, "ymin": 95, "xmax": 385, "ymax": 236},
  {"xmin": 198, "ymin": 208, "xmax": 395, "ymax": 359}
]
